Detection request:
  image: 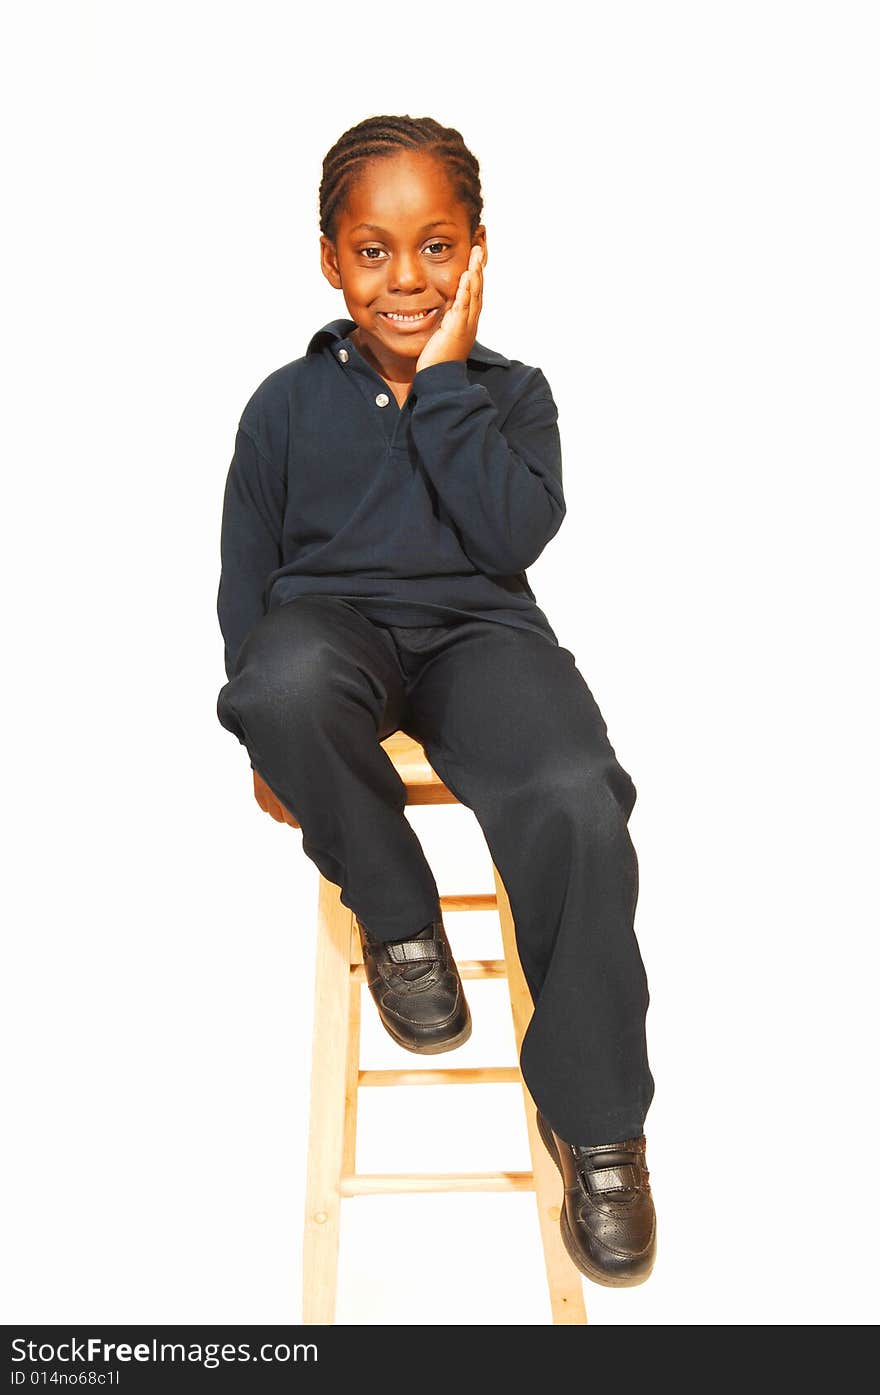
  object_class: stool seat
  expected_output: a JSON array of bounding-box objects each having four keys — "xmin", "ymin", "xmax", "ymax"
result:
[
  {"xmin": 266, "ymin": 730, "xmax": 588, "ymax": 1323},
  {"xmin": 262, "ymin": 734, "xmax": 455, "ymax": 830},
  {"xmin": 375, "ymin": 732, "xmax": 458, "ymax": 803}
]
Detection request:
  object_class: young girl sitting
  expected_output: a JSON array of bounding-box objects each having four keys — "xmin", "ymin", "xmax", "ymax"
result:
[{"xmin": 216, "ymin": 113, "xmax": 657, "ymax": 1288}]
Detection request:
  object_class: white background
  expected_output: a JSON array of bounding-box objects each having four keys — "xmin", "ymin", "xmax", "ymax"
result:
[{"xmin": 3, "ymin": 1, "xmax": 877, "ymax": 1326}]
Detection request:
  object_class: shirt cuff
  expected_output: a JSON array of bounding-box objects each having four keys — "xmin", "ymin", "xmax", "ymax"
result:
[{"xmin": 412, "ymin": 359, "xmax": 471, "ymax": 396}]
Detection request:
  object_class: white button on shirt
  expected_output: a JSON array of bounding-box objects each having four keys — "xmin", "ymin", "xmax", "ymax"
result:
[
  {"xmin": 375, "ymin": 393, "xmax": 390, "ymax": 407},
  {"xmin": 337, "ymin": 348, "xmax": 349, "ymax": 363}
]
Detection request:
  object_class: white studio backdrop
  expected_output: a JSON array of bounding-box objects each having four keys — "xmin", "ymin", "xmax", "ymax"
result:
[{"xmin": 2, "ymin": 0, "xmax": 877, "ymax": 1325}]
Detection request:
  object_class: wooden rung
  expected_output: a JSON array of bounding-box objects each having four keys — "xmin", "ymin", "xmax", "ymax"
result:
[
  {"xmin": 358, "ymin": 1066, "xmax": 521, "ymax": 1087},
  {"xmin": 339, "ymin": 1171, "xmax": 535, "ymax": 1195},
  {"xmin": 458, "ymin": 958, "xmax": 508, "ymax": 979},
  {"xmin": 350, "ymin": 958, "xmax": 507, "ymax": 983},
  {"xmin": 438, "ymin": 893, "xmax": 498, "ymax": 912}
]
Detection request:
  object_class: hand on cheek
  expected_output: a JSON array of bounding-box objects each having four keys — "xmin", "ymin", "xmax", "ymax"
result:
[{"xmin": 416, "ymin": 245, "xmax": 484, "ymax": 374}]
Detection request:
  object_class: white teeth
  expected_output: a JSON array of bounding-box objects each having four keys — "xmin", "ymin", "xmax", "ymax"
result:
[{"xmin": 382, "ymin": 309, "xmax": 434, "ymax": 321}]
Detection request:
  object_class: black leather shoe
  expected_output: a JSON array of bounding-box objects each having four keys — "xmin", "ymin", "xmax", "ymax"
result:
[
  {"xmin": 355, "ymin": 915, "xmax": 472, "ymax": 1054},
  {"xmin": 536, "ymin": 1108, "xmax": 656, "ymax": 1287}
]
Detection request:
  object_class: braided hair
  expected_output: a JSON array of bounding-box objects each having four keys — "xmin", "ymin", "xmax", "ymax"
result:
[{"xmin": 318, "ymin": 115, "xmax": 483, "ymax": 243}]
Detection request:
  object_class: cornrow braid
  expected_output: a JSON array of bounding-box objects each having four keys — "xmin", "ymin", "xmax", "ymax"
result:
[{"xmin": 318, "ymin": 114, "xmax": 483, "ymax": 243}]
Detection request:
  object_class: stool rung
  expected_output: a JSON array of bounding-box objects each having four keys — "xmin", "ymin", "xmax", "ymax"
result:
[
  {"xmin": 438, "ymin": 893, "xmax": 498, "ymax": 912},
  {"xmin": 350, "ymin": 958, "xmax": 507, "ymax": 983},
  {"xmin": 339, "ymin": 1170, "xmax": 535, "ymax": 1195},
  {"xmin": 358, "ymin": 1066, "xmax": 521, "ymax": 1087},
  {"xmin": 459, "ymin": 958, "xmax": 508, "ymax": 979}
]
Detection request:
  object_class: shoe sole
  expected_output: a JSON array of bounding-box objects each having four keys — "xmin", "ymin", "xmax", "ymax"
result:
[
  {"xmin": 380, "ymin": 1010, "xmax": 473, "ymax": 1055},
  {"xmin": 535, "ymin": 1109, "xmax": 654, "ymax": 1289}
]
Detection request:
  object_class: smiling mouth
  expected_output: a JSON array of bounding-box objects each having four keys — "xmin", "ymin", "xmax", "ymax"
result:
[{"xmin": 378, "ymin": 307, "xmax": 441, "ymax": 325}]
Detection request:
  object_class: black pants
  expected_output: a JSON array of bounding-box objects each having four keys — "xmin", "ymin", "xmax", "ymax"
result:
[{"xmin": 217, "ymin": 596, "xmax": 654, "ymax": 1146}]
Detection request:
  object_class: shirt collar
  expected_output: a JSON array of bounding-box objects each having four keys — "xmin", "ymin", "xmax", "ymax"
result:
[{"xmin": 306, "ymin": 318, "xmax": 511, "ymax": 368}]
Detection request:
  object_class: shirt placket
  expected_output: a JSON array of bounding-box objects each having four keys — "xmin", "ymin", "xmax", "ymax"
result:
[{"xmin": 333, "ymin": 338, "xmax": 412, "ymax": 450}]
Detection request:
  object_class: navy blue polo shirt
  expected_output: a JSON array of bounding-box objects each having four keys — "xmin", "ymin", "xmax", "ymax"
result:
[{"xmin": 217, "ymin": 317, "xmax": 566, "ymax": 681}]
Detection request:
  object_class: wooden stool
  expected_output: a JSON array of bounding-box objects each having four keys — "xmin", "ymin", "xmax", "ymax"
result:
[{"xmin": 272, "ymin": 732, "xmax": 587, "ymax": 1325}]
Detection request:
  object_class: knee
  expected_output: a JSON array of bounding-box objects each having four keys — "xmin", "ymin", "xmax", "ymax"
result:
[
  {"xmin": 220, "ymin": 625, "xmax": 343, "ymax": 732},
  {"xmin": 535, "ymin": 753, "xmax": 637, "ymax": 833}
]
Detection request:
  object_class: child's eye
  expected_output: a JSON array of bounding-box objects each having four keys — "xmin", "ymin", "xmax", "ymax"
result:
[{"xmin": 358, "ymin": 242, "xmax": 452, "ymax": 261}]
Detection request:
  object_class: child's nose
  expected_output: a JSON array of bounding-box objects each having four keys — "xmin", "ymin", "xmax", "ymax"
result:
[{"xmin": 387, "ymin": 251, "xmax": 425, "ymax": 286}]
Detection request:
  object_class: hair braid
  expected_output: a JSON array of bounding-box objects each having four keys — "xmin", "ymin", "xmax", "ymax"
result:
[{"xmin": 318, "ymin": 114, "xmax": 482, "ymax": 243}]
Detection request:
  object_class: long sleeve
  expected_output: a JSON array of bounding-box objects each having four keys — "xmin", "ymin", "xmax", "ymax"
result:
[
  {"xmin": 217, "ymin": 424, "xmax": 286, "ymax": 682},
  {"xmin": 408, "ymin": 360, "xmax": 566, "ymax": 574}
]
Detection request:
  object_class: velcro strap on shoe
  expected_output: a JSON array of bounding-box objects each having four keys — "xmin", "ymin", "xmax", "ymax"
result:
[
  {"xmin": 585, "ymin": 1163, "xmax": 641, "ymax": 1195},
  {"xmin": 385, "ymin": 940, "xmax": 441, "ymax": 963}
]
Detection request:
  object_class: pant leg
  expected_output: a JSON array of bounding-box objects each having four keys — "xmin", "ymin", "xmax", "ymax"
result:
[
  {"xmin": 216, "ymin": 596, "xmax": 442, "ymax": 941},
  {"xmin": 399, "ymin": 620, "xmax": 655, "ymax": 1146}
]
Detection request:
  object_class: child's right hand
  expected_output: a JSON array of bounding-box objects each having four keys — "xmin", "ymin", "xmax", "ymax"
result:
[{"xmin": 253, "ymin": 768, "xmax": 299, "ymax": 827}]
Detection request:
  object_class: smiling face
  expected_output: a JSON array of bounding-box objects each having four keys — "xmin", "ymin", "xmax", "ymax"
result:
[{"xmin": 320, "ymin": 149, "xmax": 487, "ymax": 377}]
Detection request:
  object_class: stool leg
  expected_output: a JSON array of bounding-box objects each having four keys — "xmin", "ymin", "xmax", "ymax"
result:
[
  {"xmin": 302, "ymin": 874, "xmax": 356, "ymax": 1324},
  {"xmin": 493, "ymin": 864, "xmax": 588, "ymax": 1326},
  {"xmin": 342, "ymin": 929, "xmax": 361, "ymax": 1179}
]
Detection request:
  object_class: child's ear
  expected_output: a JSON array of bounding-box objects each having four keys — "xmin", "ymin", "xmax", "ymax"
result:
[{"xmin": 319, "ymin": 236, "xmax": 343, "ymax": 290}]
